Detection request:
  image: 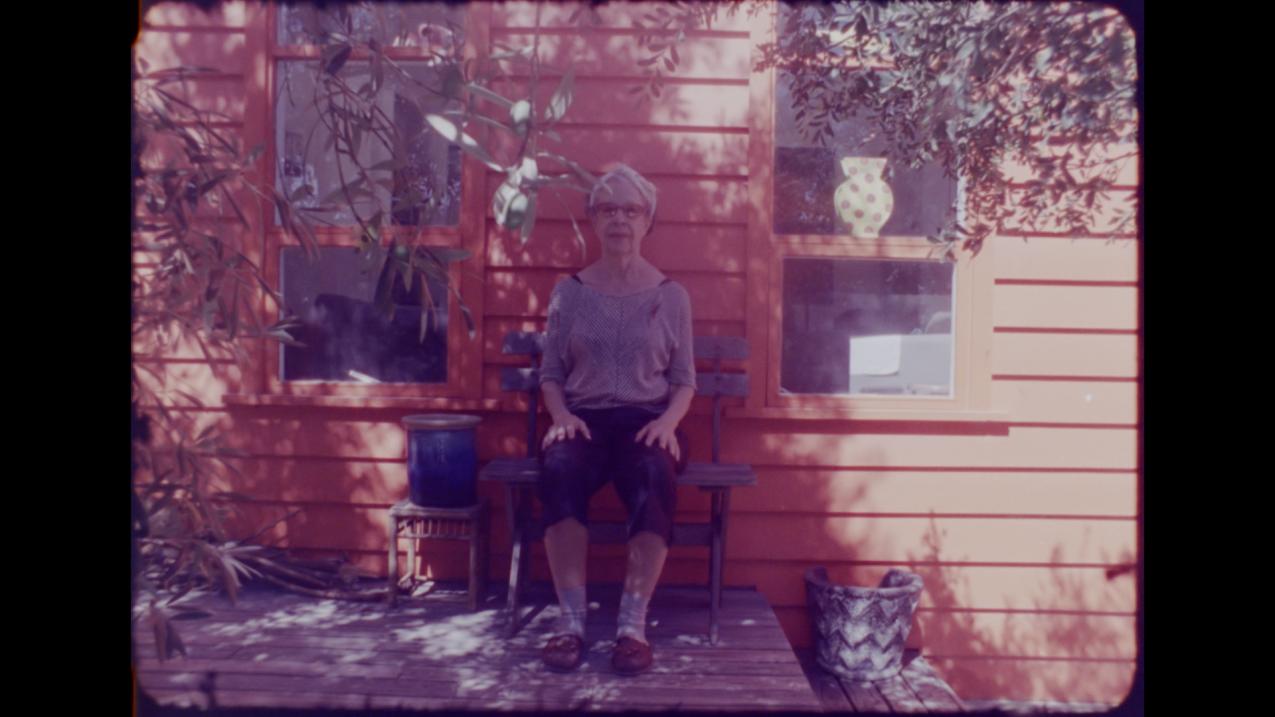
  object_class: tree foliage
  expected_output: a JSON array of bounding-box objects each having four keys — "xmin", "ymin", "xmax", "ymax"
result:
[
  {"xmin": 638, "ymin": 0, "xmax": 1140, "ymax": 252},
  {"xmin": 132, "ymin": 63, "xmax": 307, "ymax": 623}
]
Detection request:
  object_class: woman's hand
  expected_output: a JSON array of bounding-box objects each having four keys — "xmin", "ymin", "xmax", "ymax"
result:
[
  {"xmin": 542, "ymin": 413, "xmax": 593, "ymax": 451},
  {"xmin": 635, "ymin": 416, "xmax": 681, "ymax": 461}
]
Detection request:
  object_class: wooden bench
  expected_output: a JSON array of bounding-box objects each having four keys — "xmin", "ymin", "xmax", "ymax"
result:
[{"xmin": 478, "ymin": 332, "xmax": 756, "ymax": 645}]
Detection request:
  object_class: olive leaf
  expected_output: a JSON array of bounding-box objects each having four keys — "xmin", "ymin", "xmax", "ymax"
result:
[
  {"xmin": 544, "ymin": 68, "xmax": 575, "ymax": 123},
  {"xmin": 425, "ymin": 114, "xmax": 503, "ymax": 171}
]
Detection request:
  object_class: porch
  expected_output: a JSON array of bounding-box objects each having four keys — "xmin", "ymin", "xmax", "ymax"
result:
[{"xmin": 132, "ymin": 581, "xmax": 964, "ymax": 713}]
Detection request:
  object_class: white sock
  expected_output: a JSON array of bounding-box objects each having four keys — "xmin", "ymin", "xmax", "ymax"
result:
[
  {"xmin": 555, "ymin": 585, "xmax": 587, "ymax": 638},
  {"xmin": 616, "ymin": 591, "xmax": 651, "ymax": 643}
]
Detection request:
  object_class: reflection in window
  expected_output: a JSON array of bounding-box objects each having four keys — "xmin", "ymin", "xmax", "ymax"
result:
[
  {"xmin": 276, "ymin": 60, "xmax": 462, "ymax": 227},
  {"xmin": 781, "ymin": 257, "xmax": 954, "ymax": 396},
  {"xmin": 280, "ymin": 246, "xmax": 448, "ymax": 383}
]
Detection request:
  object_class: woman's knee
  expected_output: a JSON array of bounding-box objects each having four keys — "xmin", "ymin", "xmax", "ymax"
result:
[
  {"xmin": 540, "ymin": 441, "xmax": 592, "ymax": 491},
  {"xmin": 538, "ymin": 441, "xmax": 601, "ymax": 526},
  {"xmin": 616, "ymin": 449, "xmax": 678, "ymax": 520},
  {"xmin": 631, "ymin": 449, "xmax": 678, "ymax": 492}
]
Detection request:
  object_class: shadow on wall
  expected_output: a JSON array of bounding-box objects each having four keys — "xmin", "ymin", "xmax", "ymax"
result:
[
  {"xmin": 749, "ymin": 417, "xmax": 1137, "ymax": 704},
  {"xmin": 908, "ymin": 518, "xmax": 1137, "ymax": 704}
]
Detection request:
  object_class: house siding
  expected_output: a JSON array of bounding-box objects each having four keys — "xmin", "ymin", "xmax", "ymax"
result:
[{"xmin": 135, "ymin": 1, "xmax": 1139, "ymax": 705}]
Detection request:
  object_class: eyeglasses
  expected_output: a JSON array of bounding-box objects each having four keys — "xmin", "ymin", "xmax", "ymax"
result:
[{"xmin": 592, "ymin": 203, "xmax": 649, "ymax": 221}]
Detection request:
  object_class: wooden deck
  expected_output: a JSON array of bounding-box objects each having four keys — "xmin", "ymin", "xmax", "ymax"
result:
[
  {"xmin": 796, "ymin": 648, "xmax": 967, "ymax": 713},
  {"xmin": 134, "ymin": 582, "xmax": 826, "ymax": 713}
]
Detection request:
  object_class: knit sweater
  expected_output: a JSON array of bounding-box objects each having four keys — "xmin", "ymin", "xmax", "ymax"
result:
[{"xmin": 539, "ymin": 274, "xmax": 696, "ymax": 413}]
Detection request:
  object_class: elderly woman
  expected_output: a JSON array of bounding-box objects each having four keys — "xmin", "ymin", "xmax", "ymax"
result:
[{"xmin": 536, "ymin": 164, "xmax": 696, "ymax": 675}]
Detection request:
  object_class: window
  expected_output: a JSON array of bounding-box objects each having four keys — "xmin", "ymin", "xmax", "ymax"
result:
[
  {"xmin": 781, "ymin": 257, "xmax": 954, "ymax": 396},
  {"xmin": 260, "ymin": 2, "xmax": 485, "ymax": 398},
  {"xmin": 280, "ymin": 246, "xmax": 448, "ymax": 384},
  {"xmin": 757, "ymin": 2, "xmax": 993, "ymax": 416}
]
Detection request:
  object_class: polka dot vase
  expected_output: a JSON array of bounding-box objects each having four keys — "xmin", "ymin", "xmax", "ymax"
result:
[{"xmin": 834, "ymin": 157, "xmax": 894, "ymax": 239}]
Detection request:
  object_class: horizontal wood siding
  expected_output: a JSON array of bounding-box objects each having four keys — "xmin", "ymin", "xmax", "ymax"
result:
[
  {"xmin": 993, "ymin": 285, "xmax": 1137, "ymax": 331},
  {"xmin": 135, "ymin": 2, "xmax": 1140, "ymax": 705},
  {"xmin": 136, "ymin": 30, "xmax": 248, "ymax": 73},
  {"xmin": 990, "ymin": 235, "xmax": 1138, "ymax": 283},
  {"xmin": 992, "ymin": 333, "xmax": 1137, "ymax": 378}
]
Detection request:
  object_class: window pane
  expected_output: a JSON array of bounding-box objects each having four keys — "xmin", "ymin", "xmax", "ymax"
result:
[
  {"xmin": 278, "ymin": 2, "xmax": 465, "ymax": 50},
  {"xmin": 774, "ymin": 77, "xmax": 957, "ymax": 237},
  {"xmin": 772, "ymin": 4, "xmax": 957, "ymax": 237},
  {"xmin": 280, "ymin": 246, "xmax": 448, "ymax": 383},
  {"xmin": 276, "ymin": 60, "xmax": 462, "ymax": 227},
  {"xmin": 781, "ymin": 257, "xmax": 954, "ymax": 396}
]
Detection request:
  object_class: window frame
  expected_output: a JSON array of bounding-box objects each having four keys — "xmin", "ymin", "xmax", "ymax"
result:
[
  {"xmin": 742, "ymin": 5, "xmax": 996, "ymax": 421},
  {"xmin": 243, "ymin": 2, "xmax": 491, "ymax": 403}
]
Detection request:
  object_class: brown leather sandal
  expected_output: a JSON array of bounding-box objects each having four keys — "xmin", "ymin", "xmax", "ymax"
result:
[
  {"xmin": 611, "ymin": 636, "xmax": 653, "ymax": 676},
  {"xmin": 542, "ymin": 634, "xmax": 585, "ymax": 672}
]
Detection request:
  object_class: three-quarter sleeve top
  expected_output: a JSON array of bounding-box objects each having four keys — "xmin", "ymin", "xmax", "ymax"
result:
[{"xmin": 539, "ymin": 274, "xmax": 696, "ymax": 413}]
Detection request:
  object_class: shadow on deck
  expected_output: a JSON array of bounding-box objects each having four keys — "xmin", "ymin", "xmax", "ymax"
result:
[{"xmin": 133, "ymin": 581, "xmax": 825, "ymax": 713}]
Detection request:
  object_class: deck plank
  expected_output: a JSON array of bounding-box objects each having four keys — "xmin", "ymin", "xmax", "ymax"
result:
[
  {"xmin": 139, "ymin": 670, "xmax": 458, "ymax": 698},
  {"xmin": 872, "ymin": 672, "xmax": 931, "ymax": 713},
  {"xmin": 794, "ymin": 648, "xmax": 856, "ymax": 712},
  {"xmin": 901, "ymin": 655, "xmax": 966, "ymax": 712},
  {"xmin": 840, "ymin": 679, "xmax": 892, "ymax": 713},
  {"xmin": 135, "ymin": 656, "xmax": 402, "ymax": 679}
]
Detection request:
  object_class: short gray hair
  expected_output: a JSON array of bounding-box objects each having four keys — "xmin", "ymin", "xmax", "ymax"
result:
[{"xmin": 587, "ymin": 164, "xmax": 657, "ymax": 222}]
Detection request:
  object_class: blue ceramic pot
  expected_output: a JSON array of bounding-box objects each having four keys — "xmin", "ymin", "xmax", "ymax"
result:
[{"xmin": 402, "ymin": 414, "xmax": 481, "ymax": 508}]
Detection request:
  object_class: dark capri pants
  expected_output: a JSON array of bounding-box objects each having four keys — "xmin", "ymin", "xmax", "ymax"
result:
[{"xmin": 538, "ymin": 405, "xmax": 689, "ymax": 547}]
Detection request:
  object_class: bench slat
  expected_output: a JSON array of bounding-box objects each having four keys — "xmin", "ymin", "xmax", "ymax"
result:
[
  {"xmin": 697, "ymin": 372, "xmax": 749, "ymax": 398},
  {"xmin": 499, "ymin": 367, "xmax": 541, "ymax": 393},
  {"xmin": 680, "ymin": 462, "xmax": 757, "ymax": 487},
  {"xmin": 481, "ymin": 460, "xmax": 756, "ymax": 488},
  {"xmin": 693, "ymin": 336, "xmax": 749, "ymax": 361},
  {"xmin": 478, "ymin": 458, "xmax": 539, "ymax": 483},
  {"xmin": 501, "ymin": 332, "xmax": 545, "ymax": 356}
]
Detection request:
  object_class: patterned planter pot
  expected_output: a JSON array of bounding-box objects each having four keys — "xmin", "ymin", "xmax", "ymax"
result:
[{"xmin": 805, "ymin": 566, "xmax": 924, "ymax": 681}]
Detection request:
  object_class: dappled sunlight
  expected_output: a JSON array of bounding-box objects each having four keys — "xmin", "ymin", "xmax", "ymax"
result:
[
  {"xmin": 390, "ymin": 609, "xmax": 508, "ymax": 659},
  {"xmin": 498, "ymin": 32, "xmax": 750, "ymax": 81},
  {"xmin": 136, "ymin": 29, "xmax": 246, "ymax": 77},
  {"xmin": 229, "ymin": 409, "xmax": 410, "ymax": 460},
  {"xmin": 134, "ymin": 360, "xmax": 241, "ymax": 409},
  {"xmin": 207, "ymin": 599, "xmax": 384, "ymax": 638},
  {"xmin": 142, "ymin": 0, "xmax": 245, "ymax": 27}
]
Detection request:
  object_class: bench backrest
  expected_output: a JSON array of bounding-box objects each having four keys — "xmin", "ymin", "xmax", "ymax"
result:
[{"xmin": 499, "ymin": 332, "xmax": 748, "ymax": 463}]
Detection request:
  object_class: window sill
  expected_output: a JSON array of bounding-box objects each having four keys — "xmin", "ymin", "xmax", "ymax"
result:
[
  {"xmin": 223, "ymin": 394, "xmax": 505, "ymax": 411},
  {"xmin": 725, "ymin": 406, "xmax": 1010, "ymax": 424}
]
